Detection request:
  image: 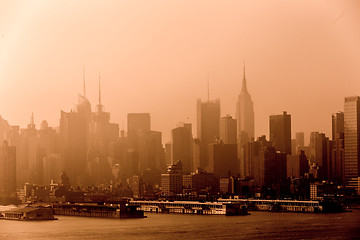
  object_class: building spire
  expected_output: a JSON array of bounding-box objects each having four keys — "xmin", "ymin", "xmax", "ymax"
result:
[
  {"xmin": 28, "ymin": 112, "xmax": 35, "ymax": 129},
  {"xmin": 31, "ymin": 112, "xmax": 34, "ymax": 126},
  {"xmin": 241, "ymin": 61, "xmax": 248, "ymax": 94},
  {"xmin": 97, "ymin": 71, "xmax": 103, "ymax": 112}
]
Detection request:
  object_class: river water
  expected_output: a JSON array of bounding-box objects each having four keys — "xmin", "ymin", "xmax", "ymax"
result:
[{"xmin": 1, "ymin": 210, "xmax": 359, "ymax": 239}]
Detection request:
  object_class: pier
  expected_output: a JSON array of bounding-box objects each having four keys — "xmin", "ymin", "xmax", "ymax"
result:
[
  {"xmin": 130, "ymin": 200, "xmax": 249, "ymax": 215},
  {"xmin": 218, "ymin": 199, "xmax": 322, "ymax": 212}
]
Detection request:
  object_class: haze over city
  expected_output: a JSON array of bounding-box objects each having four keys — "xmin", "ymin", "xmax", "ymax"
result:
[{"xmin": 0, "ymin": 0, "xmax": 359, "ymax": 143}]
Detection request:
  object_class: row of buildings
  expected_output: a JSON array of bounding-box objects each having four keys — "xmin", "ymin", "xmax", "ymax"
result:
[{"xmin": 0, "ymin": 69, "xmax": 359, "ymax": 201}]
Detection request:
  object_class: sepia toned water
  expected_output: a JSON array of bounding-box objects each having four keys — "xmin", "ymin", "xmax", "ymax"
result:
[{"xmin": 1, "ymin": 210, "xmax": 359, "ymax": 239}]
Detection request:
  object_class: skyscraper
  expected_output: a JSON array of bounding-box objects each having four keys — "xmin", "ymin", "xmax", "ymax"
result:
[
  {"xmin": 236, "ymin": 65, "xmax": 254, "ymax": 143},
  {"xmin": 344, "ymin": 96, "xmax": 360, "ymax": 186},
  {"xmin": 60, "ymin": 95, "xmax": 91, "ymax": 186},
  {"xmin": 171, "ymin": 122, "xmax": 193, "ymax": 173},
  {"xmin": 331, "ymin": 112, "xmax": 344, "ymax": 183},
  {"xmin": 220, "ymin": 115, "xmax": 237, "ymax": 144},
  {"xmin": 269, "ymin": 111, "xmax": 291, "ymax": 155},
  {"xmin": 332, "ymin": 112, "xmax": 345, "ymax": 141},
  {"xmin": 196, "ymin": 98, "xmax": 220, "ymax": 169},
  {"xmin": 127, "ymin": 113, "xmax": 163, "ymax": 174},
  {"xmin": 0, "ymin": 140, "xmax": 16, "ymax": 195}
]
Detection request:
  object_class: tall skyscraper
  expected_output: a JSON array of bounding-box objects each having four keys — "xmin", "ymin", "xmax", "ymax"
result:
[
  {"xmin": 60, "ymin": 95, "xmax": 91, "ymax": 186},
  {"xmin": 295, "ymin": 132, "xmax": 305, "ymax": 148},
  {"xmin": 332, "ymin": 112, "xmax": 344, "ymax": 141},
  {"xmin": 331, "ymin": 112, "xmax": 344, "ymax": 183},
  {"xmin": 236, "ymin": 65, "xmax": 254, "ymax": 143},
  {"xmin": 171, "ymin": 122, "xmax": 193, "ymax": 173},
  {"xmin": 127, "ymin": 113, "xmax": 163, "ymax": 174},
  {"xmin": 196, "ymin": 98, "xmax": 220, "ymax": 168},
  {"xmin": 344, "ymin": 96, "xmax": 360, "ymax": 186},
  {"xmin": 0, "ymin": 140, "xmax": 16, "ymax": 195},
  {"xmin": 269, "ymin": 111, "xmax": 291, "ymax": 155},
  {"xmin": 220, "ymin": 115, "xmax": 237, "ymax": 144}
]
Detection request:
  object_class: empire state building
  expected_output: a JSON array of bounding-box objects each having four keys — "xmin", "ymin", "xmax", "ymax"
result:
[{"xmin": 236, "ymin": 66, "xmax": 254, "ymax": 143}]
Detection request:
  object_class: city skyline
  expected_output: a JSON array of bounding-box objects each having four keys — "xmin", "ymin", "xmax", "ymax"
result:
[{"xmin": 0, "ymin": 0, "xmax": 360, "ymax": 144}]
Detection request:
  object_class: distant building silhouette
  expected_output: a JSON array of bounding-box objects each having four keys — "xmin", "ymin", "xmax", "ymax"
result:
[
  {"xmin": 269, "ymin": 111, "xmax": 291, "ymax": 155},
  {"xmin": 331, "ymin": 112, "xmax": 344, "ymax": 184},
  {"xmin": 161, "ymin": 160, "xmax": 182, "ymax": 195},
  {"xmin": 196, "ymin": 98, "xmax": 220, "ymax": 169},
  {"xmin": 220, "ymin": 115, "xmax": 237, "ymax": 144},
  {"xmin": 295, "ymin": 132, "xmax": 305, "ymax": 148},
  {"xmin": 236, "ymin": 65, "xmax": 254, "ymax": 144},
  {"xmin": 309, "ymin": 132, "xmax": 331, "ymax": 180},
  {"xmin": 208, "ymin": 141, "xmax": 238, "ymax": 177},
  {"xmin": 344, "ymin": 96, "xmax": 360, "ymax": 187},
  {"xmin": 171, "ymin": 122, "xmax": 193, "ymax": 173},
  {"xmin": 60, "ymin": 95, "xmax": 91, "ymax": 186},
  {"xmin": 0, "ymin": 140, "xmax": 16, "ymax": 195},
  {"xmin": 127, "ymin": 113, "xmax": 163, "ymax": 174}
]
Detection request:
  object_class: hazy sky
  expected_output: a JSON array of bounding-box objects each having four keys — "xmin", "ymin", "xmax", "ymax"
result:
[{"xmin": 0, "ymin": 0, "xmax": 359, "ymax": 144}]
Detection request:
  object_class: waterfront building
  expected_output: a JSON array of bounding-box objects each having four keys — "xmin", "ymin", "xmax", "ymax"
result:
[
  {"xmin": 220, "ymin": 115, "xmax": 237, "ymax": 144},
  {"xmin": 236, "ymin": 65, "xmax": 254, "ymax": 144},
  {"xmin": 269, "ymin": 111, "xmax": 291, "ymax": 155},
  {"xmin": 344, "ymin": 96, "xmax": 360, "ymax": 187},
  {"xmin": 191, "ymin": 169, "xmax": 219, "ymax": 194}
]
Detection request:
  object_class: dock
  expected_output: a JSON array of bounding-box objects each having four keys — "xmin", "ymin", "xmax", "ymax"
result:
[
  {"xmin": 52, "ymin": 202, "xmax": 146, "ymax": 218},
  {"xmin": 130, "ymin": 200, "xmax": 249, "ymax": 216}
]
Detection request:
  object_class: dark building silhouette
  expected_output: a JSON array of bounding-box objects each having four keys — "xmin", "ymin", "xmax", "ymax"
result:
[
  {"xmin": 344, "ymin": 96, "xmax": 360, "ymax": 187},
  {"xmin": 269, "ymin": 111, "xmax": 291, "ymax": 155},
  {"xmin": 127, "ymin": 113, "xmax": 163, "ymax": 174},
  {"xmin": 191, "ymin": 169, "xmax": 219, "ymax": 194},
  {"xmin": 287, "ymin": 150, "xmax": 309, "ymax": 178},
  {"xmin": 236, "ymin": 65, "xmax": 254, "ymax": 144},
  {"xmin": 0, "ymin": 140, "xmax": 16, "ymax": 195},
  {"xmin": 332, "ymin": 112, "xmax": 344, "ymax": 141},
  {"xmin": 309, "ymin": 132, "xmax": 332, "ymax": 180},
  {"xmin": 60, "ymin": 95, "xmax": 91, "ymax": 186},
  {"xmin": 331, "ymin": 112, "xmax": 344, "ymax": 184},
  {"xmin": 208, "ymin": 141, "xmax": 238, "ymax": 177},
  {"xmin": 253, "ymin": 146, "xmax": 287, "ymax": 188},
  {"xmin": 171, "ymin": 122, "xmax": 193, "ymax": 173},
  {"xmin": 161, "ymin": 160, "xmax": 182, "ymax": 195},
  {"xmin": 197, "ymin": 98, "xmax": 220, "ymax": 169},
  {"xmin": 220, "ymin": 115, "xmax": 237, "ymax": 144}
]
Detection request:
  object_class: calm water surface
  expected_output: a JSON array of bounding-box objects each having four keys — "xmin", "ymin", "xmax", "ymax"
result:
[{"xmin": 1, "ymin": 210, "xmax": 359, "ymax": 239}]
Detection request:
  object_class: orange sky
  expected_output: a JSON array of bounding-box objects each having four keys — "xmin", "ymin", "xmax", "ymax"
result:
[{"xmin": 0, "ymin": 0, "xmax": 359, "ymax": 143}]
